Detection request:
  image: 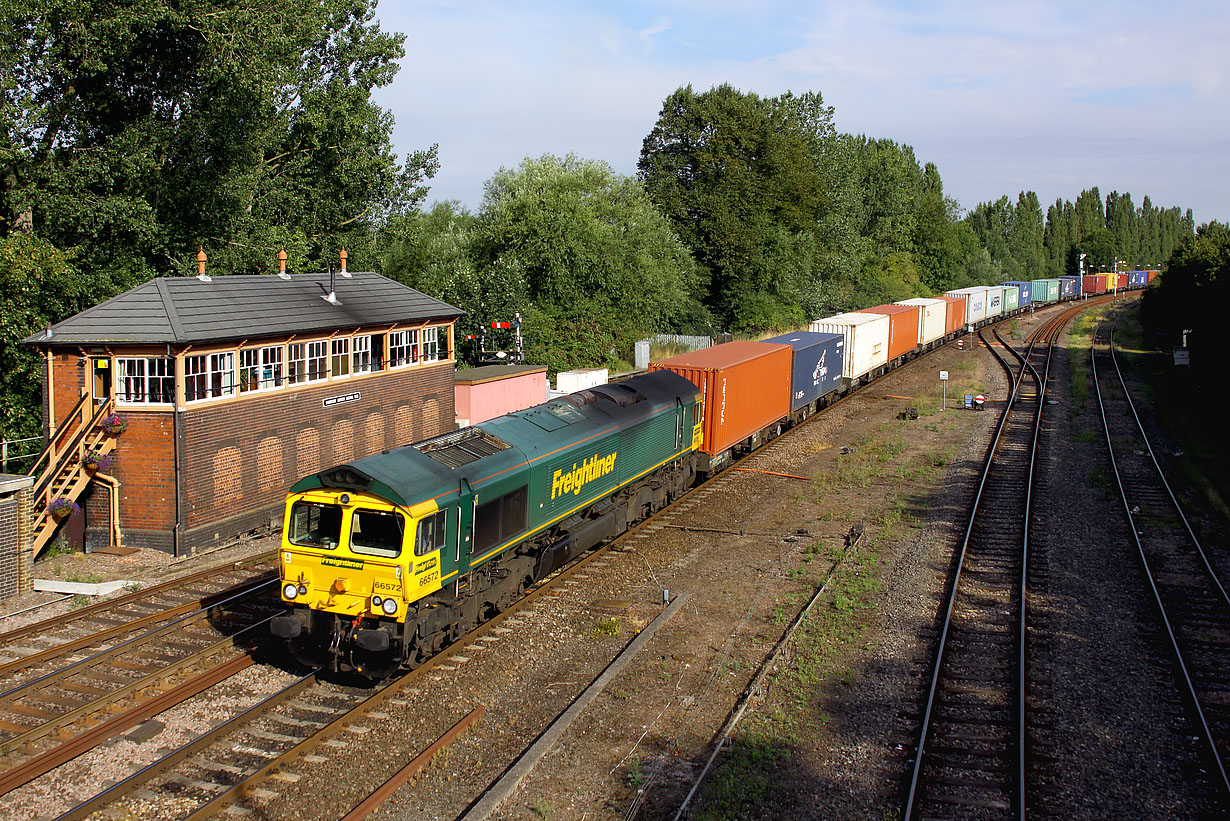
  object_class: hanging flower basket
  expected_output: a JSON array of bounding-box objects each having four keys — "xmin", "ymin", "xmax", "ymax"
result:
[
  {"xmin": 99, "ymin": 413, "xmax": 128, "ymax": 435},
  {"xmin": 47, "ymin": 497, "xmax": 81, "ymax": 521},
  {"xmin": 80, "ymin": 448, "xmax": 114, "ymax": 472}
]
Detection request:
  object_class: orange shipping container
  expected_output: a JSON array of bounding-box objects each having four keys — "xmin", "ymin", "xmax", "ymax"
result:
[
  {"xmin": 937, "ymin": 296, "xmax": 966, "ymax": 335},
  {"xmin": 1117, "ymin": 272, "xmax": 1129, "ymax": 290},
  {"xmin": 649, "ymin": 341, "xmax": 792, "ymax": 457},
  {"xmin": 861, "ymin": 304, "xmax": 921, "ymax": 361}
]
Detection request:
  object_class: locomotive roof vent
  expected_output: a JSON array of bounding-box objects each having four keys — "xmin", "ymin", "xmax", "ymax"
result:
[{"xmin": 415, "ymin": 427, "xmax": 512, "ymax": 469}]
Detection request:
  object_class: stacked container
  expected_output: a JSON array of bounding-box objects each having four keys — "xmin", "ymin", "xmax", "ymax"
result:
[
  {"xmin": 860, "ymin": 304, "xmax": 922, "ymax": 361},
  {"xmin": 944, "ymin": 288, "xmax": 988, "ymax": 327},
  {"xmin": 648, "ymin": 341, "xmax": 792, "ymax": 458},
  {"xmin": 809, "ymin": 312, "xmax": 890, "ymax": 382},
  {"xmin": 1004, "ymin": 280, "xmax": 1033, "ymax": 307},
  {"xmin": 895, "ymin": 297, "xmax": 947, "ymax": 345},
  {"xmin": 760, "ymin": 331, "xmax": 845, "ymax": 412}
]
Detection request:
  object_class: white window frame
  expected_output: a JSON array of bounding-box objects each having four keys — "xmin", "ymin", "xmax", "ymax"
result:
[
  {"xmin": 240, "ymin": 345, "xmax": 284, "ymax": 393},
  {"xmin": 185, "ymin": 352, "xmax": 235, "ymax": 402},
  {"xmin": 331, "ymin": 337, "xmax": 350, "ymax": 379},
  {"xmin": 115, "ymin": 356, "xmax": 175, "ymax": 405},
  {"xmin": 352, "ymin": 334, "xmax": 372, "ymax": 374},
  {"xmin": 422, "ymin": 326, "xmax": 439, "ymax": 363},
  {"xmin": 389, "ymin": 329, "xmax": 420, "ymax": 368},
  {"xmin": 289, "ymin": 340, "xmax": 328, "ymax": 385}
]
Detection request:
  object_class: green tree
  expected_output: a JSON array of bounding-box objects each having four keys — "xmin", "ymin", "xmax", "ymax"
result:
[
  {"xmin": 471, "ymin": 154, "xmax": 703, "ymax": 368},
  {"xmin": 638, "ymin": 83, "xmax": 822, "ymax": 331},
  {"xmin": 0, "ymin": 234, "xmax": 80, "ymax": 437},
  {"xmin": 1141, "ymin": 221, "xmax": 1230, "ymax": 362},
  {"xmin": 1, "ymin": 0, "xmax": 436, "ymax": 279}
]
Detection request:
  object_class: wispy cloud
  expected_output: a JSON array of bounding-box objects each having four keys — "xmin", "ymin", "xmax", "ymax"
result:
[{"xmin": 375, "ymin": 0, "xmax": 1230, "ymax": 222}]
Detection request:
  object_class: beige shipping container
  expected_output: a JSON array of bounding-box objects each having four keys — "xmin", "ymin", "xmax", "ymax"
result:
[
  {"xmin": 809, "ymin": 312, "xmax": 890, "ymax": 381},
  {"xmin": 895, "ymin": 297, "xmax": 947, "ymax": 345}
]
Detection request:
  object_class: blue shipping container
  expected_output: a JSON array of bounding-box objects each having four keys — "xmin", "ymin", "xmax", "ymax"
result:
[
  {"xmin": 761, "ymin": 331, "xmax": 845, "ymax": 412},
  {"xmin": 1057, "ymin": 276, "xmax": 1078, "ymax": 299},
  {"xmin": 1130, "ymin": 271, "xmax": 1147, "ymax": 287},
  {"xmin": 1003, "ymin": 280, "xmax": 1033, "ymax": 306},
  {"xmin": 1059, "ymin": 275, "xmax": 1082, "ymax": 296}
]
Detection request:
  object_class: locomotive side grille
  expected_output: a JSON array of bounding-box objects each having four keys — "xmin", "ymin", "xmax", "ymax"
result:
[{"xmin": 415, "ymin": 427, "xmax": 512, "ymax": 468}]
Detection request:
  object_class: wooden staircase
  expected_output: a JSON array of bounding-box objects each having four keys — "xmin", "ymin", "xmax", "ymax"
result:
[{"xmin": 28, "ymin": 393, "xmax": 123, "ymax": 557}]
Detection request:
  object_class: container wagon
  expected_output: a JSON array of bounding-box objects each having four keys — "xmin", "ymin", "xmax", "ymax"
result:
[
  {"xmin": 1004, "ymin": 280, "xmax": 1032, "ymax": 307},
  {"xmin": 760, "ymin": 331, "xmax": 845, "ymax": 420},
  {"xmin": 1057, "ymin": 276, "xmax": 1081, "ymax": 299},
  {"xmin": 1002, "ymin": 285, "xmax": 1020, "ymax": 315},
  {"xmin": 649, "ymin": 341, "xmax": 793, "ymax": 475},
  {"xmin": 860, "ymin": 304, "xmax": 922, "ymax": 365},
  {"xmin": 944, "ymin": 288, "xmax": 988, "ymax": 328},
  {"xmin": 809, "ymin": 312, "xmax": 891, "ymax": 384},
  {"xmin": 895, "ymin": 298, "xmax": 947, "ymax": 348},
  {"xmin": 937, "ymin": 296, "xmax": 967, "ymax": 337}
]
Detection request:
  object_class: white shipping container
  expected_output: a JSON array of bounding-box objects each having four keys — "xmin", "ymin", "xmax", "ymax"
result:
[
  {"xmin": 894, "ymin": 297, "xmax": 946, "ymax": 345},
  {"xmin": 983, "ymin": 285, "xmax": 1003, "ymax": 318},
  {"xmin": 944, "ymin": 288, "xmax": 988, "ymax": 325},
  {"xmin": 808, "ymin": 312, "xmax": 890, "ymax": 381},
  {"xmin": 555, "ymin": 367, "xmax": 608, "ymax": 393}
]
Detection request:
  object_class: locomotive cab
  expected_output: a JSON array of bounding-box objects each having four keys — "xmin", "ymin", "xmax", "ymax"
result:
[{"xmin": 271, "ymin": 489, "xmax": 458, "ymax": 675}]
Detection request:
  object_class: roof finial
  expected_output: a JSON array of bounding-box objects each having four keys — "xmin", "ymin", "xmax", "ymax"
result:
[
  {"xmin": 277, "ymin": 248, "xmax": 290, "ymax": 281},
  {"xmin": 196, "ymin": 247, "xmax": 211, "ymax": 282},
  {"xmin": 339, "ymin": 247, "xmax": 351, "ymax": 278}
]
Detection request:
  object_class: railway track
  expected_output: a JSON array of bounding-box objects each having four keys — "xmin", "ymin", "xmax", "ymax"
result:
[
  {"xmin": 0, "ymin": 551, "xmax": 277, "ymax": 685},
  {"xmin": 3, "ymin": 305, "xmax": 1084, "ymax": 819},
  {"xmin": 1092, "ymin": 312, "xmax": 1230, "ymax": 803},
  {"xmin": 904, "ymin": 302, "xmax": 1088, "ymax": 819}
]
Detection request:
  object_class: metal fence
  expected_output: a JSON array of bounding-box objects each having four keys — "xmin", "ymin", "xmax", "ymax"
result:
[
  {"xmin": 1, "ymin": 436, "xmax": 40, "ymax": 474},
  {"xmin": 634, "ymin": 334, "xmax": 716, "ymax": 370}
]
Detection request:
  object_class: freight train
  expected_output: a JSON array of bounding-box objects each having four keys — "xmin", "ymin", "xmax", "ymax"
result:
[{"xmin": 270, "ymin": 274, "xmax": 1151, "ymax": 676}]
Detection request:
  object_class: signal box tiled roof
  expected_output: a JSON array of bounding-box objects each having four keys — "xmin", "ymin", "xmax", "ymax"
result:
[{"xmin": 25, "ymin": 272, "xmax": 463, "ymax": 346}]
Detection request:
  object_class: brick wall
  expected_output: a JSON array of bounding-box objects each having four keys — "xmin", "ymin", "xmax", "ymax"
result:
[
  {"xmin": 0, "ymin": 496, "xmax": 16, "ymax": 600},
  {"xmin": 48, "ymin": 354, "xmax": 86, "ymax": 435},
  {"xmin": 0, "ymin": 481, "xmax": 34, "ymax": 601},
  {"xmin": 177, "ymin": 362, "xmax": 455, "ymax": 552}
]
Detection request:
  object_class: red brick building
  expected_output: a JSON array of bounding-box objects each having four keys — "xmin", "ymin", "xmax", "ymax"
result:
[{"xmin": 24, "ymin": 270, "xmax": 461, "ymax": 557}]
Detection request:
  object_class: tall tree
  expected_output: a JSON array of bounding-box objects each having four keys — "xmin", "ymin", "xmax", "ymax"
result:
[
  {"xmin": 0, "ymin": 0, "xmax": 436, "ymax": 281},
  {"xmin": 469, "ymin": 154, "xmax": 703, "ymax": 370},
  {"xmin": 638, "ymin": 83, "xmax": 822, "ymax": 332}
]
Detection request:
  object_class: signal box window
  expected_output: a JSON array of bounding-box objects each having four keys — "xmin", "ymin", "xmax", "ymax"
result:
[
  {"xmin": 415, "ymin": 510, "xmax": 447, "ymax": 557},
  {"xmin": 350, "ymin": 509, "xmax": 404, "ymax": 558},
  {"xmin": 474, "ymin": 486, "xmax": 527, "ymax": 554},
  {"xmin": 288, "ymin": 501, "xmax": 341, "ymax": 549}
]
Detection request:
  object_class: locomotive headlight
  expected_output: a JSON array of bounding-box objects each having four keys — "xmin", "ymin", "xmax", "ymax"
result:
[
  {"xmin": 381, "ymin": 598, "xmax": 399, "ymax": 615},
  {"xmin": 371, "ymin": 595, "xmax": 383, "ymax": 609},
  {"xmin": 283, "ymin": 583, "xmax": 299, "ymax": 600}
]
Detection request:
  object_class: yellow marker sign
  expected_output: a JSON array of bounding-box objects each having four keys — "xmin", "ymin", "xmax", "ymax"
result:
[{"xmin": 551, "ymin": 452, "xmax": 617, "ymax": 500}]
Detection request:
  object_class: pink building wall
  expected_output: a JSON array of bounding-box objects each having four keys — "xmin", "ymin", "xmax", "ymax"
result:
[{"xmin": 455, "ymin": 365, "xmax": 548, "ymax": 427}]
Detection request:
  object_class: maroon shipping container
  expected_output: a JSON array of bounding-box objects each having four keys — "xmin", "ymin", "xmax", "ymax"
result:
[
  {"xmin": 1147, "ymin": 269, "xmax": 1159, "ymax": 283},
  {"xmin": 937, "ymin": 296, "xmax": 966, "ymax": 335},
  {"xmin": 861, "ymin": 304, "xmax": 921, "ymax": 360},
  {"xmin": 1082, "ymin": 274, "xmax": 1103, "ymax": 295},
  {"xmin": 649, "ymin": 341, "xmax": 792, "ymax": 457},
  {"xmin": 1117, "ymin": 273, "xmax": 1129, "ymax": 291}
]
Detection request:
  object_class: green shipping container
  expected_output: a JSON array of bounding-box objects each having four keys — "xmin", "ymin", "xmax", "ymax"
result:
[
  {"xmin": 1002, "ymin": 285, "xmax": 1019, "ymax": 313},
  {"xmin": 1030, "ymin": 278, "xmax": 1060, "ymax": 304}
]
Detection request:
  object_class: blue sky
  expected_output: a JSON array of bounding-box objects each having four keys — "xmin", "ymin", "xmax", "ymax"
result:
[{"xmin": 373, "ymin": 1, "xmax": 1229, "ymax": 224}]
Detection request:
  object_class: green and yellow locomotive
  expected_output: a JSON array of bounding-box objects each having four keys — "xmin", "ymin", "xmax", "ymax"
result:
[{"xmin": 271, "ymin": 371, "xmax": 703, "ymax": 676}]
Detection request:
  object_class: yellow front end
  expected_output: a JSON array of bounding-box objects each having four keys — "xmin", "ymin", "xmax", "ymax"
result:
[{"xmin": 279, "ymin": 489, "xmax": 424, "ymax": 622}]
